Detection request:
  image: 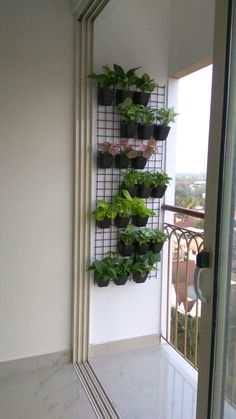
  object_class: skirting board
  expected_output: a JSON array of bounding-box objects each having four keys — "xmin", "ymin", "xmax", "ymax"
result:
[
  {"xmin": 89, "ymin": 334, "xmax": 160, "ymax": 358},
  {"xmin": 0, "ymin": 349, "xmax": 72, "ymax": 377}
]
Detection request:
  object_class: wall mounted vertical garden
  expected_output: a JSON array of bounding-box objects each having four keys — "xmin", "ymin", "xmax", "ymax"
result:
[{"xmin": 90, "ymin": 75, "xmax": 171, "ymax": 287}]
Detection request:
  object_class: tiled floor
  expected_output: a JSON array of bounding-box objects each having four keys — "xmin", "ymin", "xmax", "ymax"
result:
[
  {"xmin": 90, "ymin": 343, "xmax": 198, "ymax": 419},
  {"xmin": 0, "ymin": 364, "xmax": 96, "ymax": 419}
]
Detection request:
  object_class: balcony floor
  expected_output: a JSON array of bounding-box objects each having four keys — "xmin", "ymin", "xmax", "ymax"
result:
[{"xmin": 90, "ymin": 342, "xmax": 198, "ymax": 419}]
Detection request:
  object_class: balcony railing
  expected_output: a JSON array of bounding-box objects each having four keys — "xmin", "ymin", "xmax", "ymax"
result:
[
  {"xmin": 162, "ymin": 205, "xmax": 204, "ymax": 369},
  {"xmin": 162, "ymin": 205, "xmax": 236, "ymax": 409}
]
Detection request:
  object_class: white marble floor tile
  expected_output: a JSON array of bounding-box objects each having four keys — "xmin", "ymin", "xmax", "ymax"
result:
[
  {"xmin": 0, "ymin": 364, "xmax": 96, "ymax": 419},
  {"xmin": 90, "ymin": 343, "xmax": 198, "ymax": 419}
]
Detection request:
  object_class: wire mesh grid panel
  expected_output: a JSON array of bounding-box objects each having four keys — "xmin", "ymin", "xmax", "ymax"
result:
[{"xmin": 94, "ymin": 86, "xmax": 166, "ymax": 280}]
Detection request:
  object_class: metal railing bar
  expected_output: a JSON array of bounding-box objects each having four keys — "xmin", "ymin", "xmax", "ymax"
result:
[{"xmin": 162, "ymin": 204, "xmax": 205, "ymax": 219}]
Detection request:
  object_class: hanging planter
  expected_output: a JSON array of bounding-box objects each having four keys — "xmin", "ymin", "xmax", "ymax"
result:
[
  {"xmin": 134, "ymin": 243, "xmax": 149, "ymax": 255},
  {"xmin": 120, "ymin": 122, "xmax": 137, "ymax": 138},
  {"xmin": 153, "ymin": 125, "xmax": 170, "ymax": 141},
  {"xmin": 137, "ymin": 124, "xmax": 154, "ymax": 140},
  {"xmin": 131, "ymin": 156, "xmax": 147, "ymax": 169},
  {"xmin": 151, "ymin": 185, "xmax": 167, "ymax": 198},
  {"xmin": 121, "ymin": 183, "xmax": 138, "ymax": 198},
  {"xmin": 132, "ymin": 272, "xmax": 148, "ymax": 283},
  {"xmin": 132, "ymin": 215, "xmax": 149, "ymax": 227},
  {"xmin": 95, "ymin": 275, "xmax": 110, "ymax": 287},
  {"xmin": 98, "ymin": 88, "xmax": 114, "ymax": 106},
  {"xmin": 96, "ymin": 217, "xmax": 112, "ymax": 229},
  {"xmin": 115, "ymin": 154, "xmax": 130, "ymax": 169},
  {"xmin": 137, "ymin": 185, "xmax": 152, "ymax": 199},
  {"xmin": 113, "ymin": 276, "xmax": 129, "ymax": 286},
  {"xmin": 117, "ymin": 241, "xmax": 134, "ymax": 257},
  {"xmin": 114, "ymin": 216, "xmax": 130, "ymax": 228},
  {"xmin": 97, "ymin": 152, "xmax": 113, "ymax": 169},
  {"xmin": 133, "ymin": 91, "xmax": 151, "ymax": 106},
  {"xmin": 116, "ymin": 89, "xmax": 135, "ymax": 105},
  {"xmin": 149, "ymin": 242, "xmax": 164, "ymax": 253}
]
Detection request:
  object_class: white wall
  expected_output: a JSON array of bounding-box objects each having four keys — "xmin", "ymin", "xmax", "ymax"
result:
[
  {"xmin": 89, "ymin": 0, "xmax": 171, "ymax": 345},
  {"xmin": 169, "ymin": 0, "xmax": 215, "ymax": 76},
  {"xmin": 0, "ymin": 0, "xmax": 74, "ymax": 361}
]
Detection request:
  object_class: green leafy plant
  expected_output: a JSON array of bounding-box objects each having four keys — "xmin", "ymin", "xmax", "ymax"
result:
[
  {"xmin": 98, "ymin": 141, "xmax": 118, "ymax": 156},
  {"xmin": 131, "ymin": 196, "xmax": 155, "ymax": 217},
  {"xmin": 156, "ymin": 107, "xmax": 178, "ymax": 127},
  {"xmin": 151, "ymin": 230, "xmax": 168, "ymax": 244},
  {"xmin": 130, "ymin": 251, "xmax": 160, "ymax": 276},
  {"xmin": 88, "ymin": 252, "xmax": 117, "ymax": 280},
  {"xmin": 135, "ymin": 73, "xmax": 156, "ymax": 93},
  {"xmin": 91, "ymin": 200, "xmax": 116, "ymax": 221},
  {"xmin": 114, "ymin": 64, "xmax": 141, "ymax": 90},
  {"xmin": 134, "ymin": 228, "xmax": 154, "ymax": 246},
  {"xmin": 127, "ymin": 140, "xmax": 158, "ymax": 160},
  {"xmin": 114, "ymin": 191, "xmax": 133, "ymax": 217},
  {"xmin": 120, "ymin": 225, "xmax": 136, "ymax": 246},
  {"xmin": 150, "ymin": 171, "xmax": 172, "ymax": 188},
  {"xmin": 139, "ymin": 106, "xmax": 156, "ymax": 126},
  {"xmin": 138, "ymin": 172, "xmax": 153, "ymax": 187},
  {"xmin": 88, "ymin": 65, "xmax": 117, "ymax": 89},
  {"xmin": 121, "ymin": 170, "xmax": 141, "ymax": 187},
  {"xmin": 113, "ymin": 258, "xmax": 133, "ymax": 279},
  {"xmin": 118, "ymin": 97, "xmax": 143, "ymax": 124}
]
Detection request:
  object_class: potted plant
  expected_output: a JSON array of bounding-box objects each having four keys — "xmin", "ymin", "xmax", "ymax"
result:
[
  {"xmin": 149, "ymin": 230, "xmax": 168, "ymax": 253},
  {"xmin": 128, "ymin": 140, "xmax": 158, "ymax": 169},
  {"xmin": 134, "ymin": 228, "xmax": 154, "ymax": 255},
  {"xmin": 112, "ymin": 258, "xmax": 132, "ymax": 286},
  {"xmin": 97, "ymin": 141, "xmax": 117, "ymax": 168},
  {"xmin": 88, "ymin": 253, "xmax": 117, "ymax": 287},
  {"xmin": 91, "ymin": 200, "xmax": 116, "ymax": 228},
  {"xmin": 121, "ymin": 169, "xmax": 140, "ymax": 197},
  {"xmin": 150, "ymin": 171, "xmax": 172, "ymax": 198},
  {"xmin": 118, "ymin": 225, "xmax": 136, "ymax": 256},
  {"xmin": 137, "ymin": 106, "xmax": 155, "ymax": 139},
  {"xmin": 88, "ymin": 65, "xmax": 117, "ymax": 106},
  {"xmin": 154, "ymin": 107, "xmax": 177, "ymax": 141},
  {"xmin": 113, "ymin": 191, "xmax": 133, "ymax": 228},
  {"xmin": 114, "ymin": 139, "xmax": 133, "ymax": 169},
  {"xmin": 137, "ymin": 171, "xmax": 153, "ymax": 198},
  {"xmin": 130, "ymin": 251, "xmax": 160, "ymax": 283},
  {"xmin": 114, "ymin": 64, "xmax": 141, "ymax": 105},
  {"xmin": 131, "ymin": 196, "xmax": 155, "ymax": 226},
  {"xmin": 133, "ymin": 73, "xmax": 156, "ymax": 106},
  {"xmin": 118, "ymin": 98, "xmax": 142, "ymax": 138}
]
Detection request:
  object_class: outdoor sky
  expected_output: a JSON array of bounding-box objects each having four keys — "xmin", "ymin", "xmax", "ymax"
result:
[{"xmin": 176, "ymin": 65, "xmax": 213, "ymax": 174}]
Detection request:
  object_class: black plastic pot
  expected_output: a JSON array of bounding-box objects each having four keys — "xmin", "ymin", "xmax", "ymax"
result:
[
  {"xmin": 97, "ymin": 152, "xmax": 113, "ymax": 169},
  {"xmin": 132, "ymin": 272, "xmax": 148, "ymax": 283},
  {"xmin": 153, "ymin": 125, "xmax": 171, "ymax": 141},
  {"xmin": 114, "ymin": 216, "xmax": 130, "ymax": 228},
  {"xmin": 134, "ymin": 242, "xmax": 149, "ymax": 255},
  {"xmin": 121, "ymin": 183, "xmax": 138, "ymax": 198},
  {"xmin": 96, "ymin": 218, "xmax": 112, "ymax": 229},
  {"xmin": 94, "ymin": 272, "xmax": 110, "ymax": 287},
  {"xmin": 131, "ymin": 156, "xmax": 147, "ymax": 170},
  {"xmin": 132, "ymin": 215, "xmax": 149, "ymax": 227},
  {"xmin": 137, "ymin": 185, "xmax": 152, "ymax": 198},
  {"xmin": 116, "ymin": 89, "xmax": 135, "ymax": 105},
  {"xmin": 149, "ymin": 242, "xmax": 164, "ymax": 253},
  {"xmin": 133, "ymin": 91, "xmax": 151, "ymax": 106},
  {"xmin": 137, "ymin": 124, "xmax": 154, "ymax": 140},
  {"xmin": 98, "ymin": 88, "xmax": 114, "ymax": 106},
  {"xmin": 113, "ymin": 276, "xmax": 128, "ymax": 286},
  {"xmin": 117, "ymin": 241, "xmax": 134, "ymax": 257},
  {"xmin": 120, "ymin": 122, "xmax": 137, "ymax": 138},
  {"xmin": 151, "ymin": 185, "xmax": 167, "ymax": 198},
  {"xmin": 115, "ymin": 154, "xmax": 130, "ymax": 169}
]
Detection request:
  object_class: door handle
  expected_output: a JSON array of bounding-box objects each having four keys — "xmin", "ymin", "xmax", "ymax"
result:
[
  {"xmin": 193, "ymin": 250, "xmax": 209, "ymax": 303},
  {"xmin": 194, "ymin": 267, "xmax": 208, "ymax": 303}
]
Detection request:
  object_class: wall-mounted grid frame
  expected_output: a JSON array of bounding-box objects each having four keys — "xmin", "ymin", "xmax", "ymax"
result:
[{"xmin": 93, "ymin": 86, "xmax": 166, "ymax": 280}]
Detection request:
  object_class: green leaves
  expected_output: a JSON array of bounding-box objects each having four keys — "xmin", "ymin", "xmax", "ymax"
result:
[
  {"xmin": 121, "ymin": 169, "xmax": 140, "ymax": 187},
  {"xmin": 156, "ymin": 107, "xmax": 178, "ymax": 127},
  {"xmin": 136, "ymin": 73, "xmax": 156, "ymax": 93},
  {"xmin": 88, "ymin": 65, "xmax": 117, "ymax": 89},
  {"xmin": 91, "ymin": 200, "xmax": 116, "ymax": 221},
  {"xmin": 113, "ymin": 64, "xmax": 142, "ymax": 90},
  {"xmin": 118, "ymin": 97, "xmax": 142, "ymax": 124},
  {"xmin": 120, "ymin": 225, "xmax": 136, "ymax": 246},
  {"xmin": 151, "ymin": 171, "xmax": 172, "ymax": 188}
]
